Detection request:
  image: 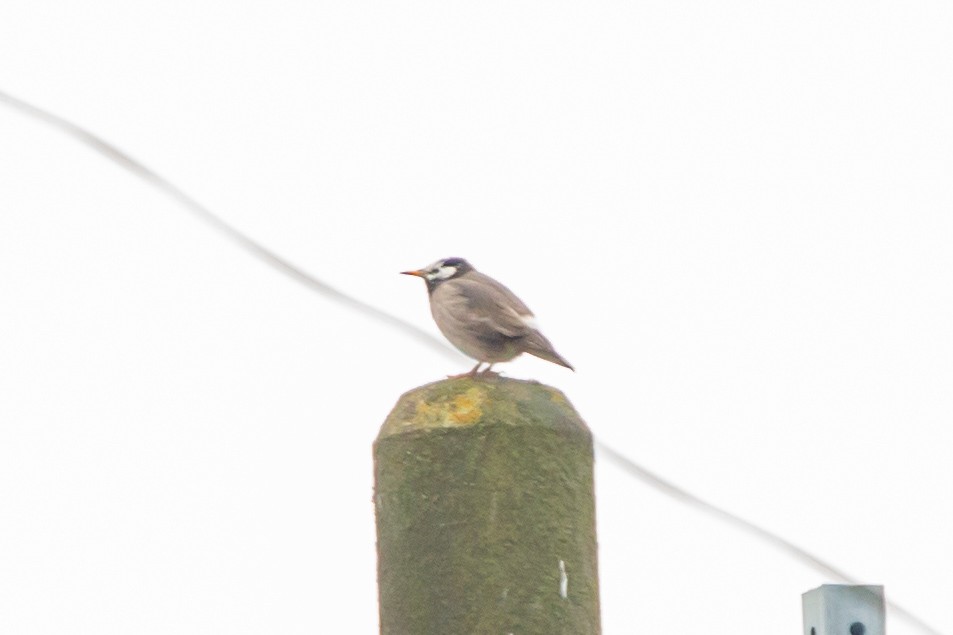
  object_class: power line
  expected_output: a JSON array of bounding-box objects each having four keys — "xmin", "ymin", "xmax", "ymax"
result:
[
  {"xmin": 0, "ymin": 88, "xmax": 942, "ymax": 635},
  {"xmin": 0, "ymin": 90, "xmax": 460, "ymax": 364},
  {"xmin": 596, "ymin": 442, "xmax": 942, "ymax": 635}
]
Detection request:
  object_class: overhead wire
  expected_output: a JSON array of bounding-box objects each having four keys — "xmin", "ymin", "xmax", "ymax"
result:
[
  {"xmin": 0, "ymin": 90, "xmax": 459, "ymax": 363},
  {"xmin": 596, "ymin": 442, "xmax": 941, "ymax": 635},
  {"xmin": 0, "ymin": 88, "xmax": 942, "ymax": 635}
]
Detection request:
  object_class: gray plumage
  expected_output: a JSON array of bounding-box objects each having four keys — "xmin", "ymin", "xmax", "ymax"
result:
[{"xmin": 402, "ymin": 257, "xmax": 573, "ymax": 374}]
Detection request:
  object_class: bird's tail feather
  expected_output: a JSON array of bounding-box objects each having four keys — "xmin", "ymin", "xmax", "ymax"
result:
[
  {"xmin": 523, "ymin": 332, "xmax": 575, "ymax": 371},
  {"xmin": 527, "ymin": 348, "xmax": 575, "ymax": 371}
]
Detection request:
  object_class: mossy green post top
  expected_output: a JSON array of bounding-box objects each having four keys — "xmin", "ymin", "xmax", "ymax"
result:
[
  {"xmin": 374, "ymin": 376, "xmax": 601, "ymax": 635},
  {"xmin": 378, "ymin": 376, "xmax": 585, "ymax": 438}
]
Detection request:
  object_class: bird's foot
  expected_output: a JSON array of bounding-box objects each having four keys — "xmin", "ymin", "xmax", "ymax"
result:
[
  {"xmin": 447, "ymin": 362, "xmax": 482, "ymax": 379},
  {"xmin": 446, "ymin": 363, "xmax": 501, "ymax": 380},
  {"xmin": 476, "ymin": 364, "xmax": 501, "ymax": 379}
]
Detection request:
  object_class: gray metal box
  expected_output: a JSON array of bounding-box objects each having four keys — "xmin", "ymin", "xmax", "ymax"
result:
[{"xmin": 803, "ymin": 584, "xmax": 885, "ymax": 635}]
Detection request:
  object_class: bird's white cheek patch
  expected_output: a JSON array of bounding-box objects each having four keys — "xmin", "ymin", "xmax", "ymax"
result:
[
  {"xmin": 520, "ymin": 314, "xmax": 540, "ymax": 330},
  {"xmin": 429, "ymin": 265, "xmax": 458, "ymax": 281}
]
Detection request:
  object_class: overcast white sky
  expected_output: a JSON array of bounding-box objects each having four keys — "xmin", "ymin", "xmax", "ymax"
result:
[{"xmin": 2, "ymin": 2, "xmax": 952, "ymax": 634}]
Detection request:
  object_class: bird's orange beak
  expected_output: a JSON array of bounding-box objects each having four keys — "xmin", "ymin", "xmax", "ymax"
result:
[{"xmin": 401, "ymin": 270, "xmax": 426, "ymax": 277}]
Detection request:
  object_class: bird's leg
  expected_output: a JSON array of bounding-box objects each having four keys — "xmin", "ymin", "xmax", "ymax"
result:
[
  {"xmin": 478, "ymin": 363, "xmax": 501, "ymax": 378},
  {"xmin": 448, "ymin": 362, "xmax": 484, "ymax": 379},
  {"xmin": 450, "ymin": 362, "xmax": 503, "ymax": 379},
  {"xmin": 449, "ymin": 362, "xmax": 482, "ymax": 378}
]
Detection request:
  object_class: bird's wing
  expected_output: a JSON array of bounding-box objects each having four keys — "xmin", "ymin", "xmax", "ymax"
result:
[{"xmin": 434, "ymin": 273, "xmax": 534, "ymax": 339}]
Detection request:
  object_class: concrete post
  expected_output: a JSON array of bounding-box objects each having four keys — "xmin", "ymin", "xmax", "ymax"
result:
[
  {"xmin": 803, "ymin": 584, "xmax": 885, "ymax": 635},
  {"xmin": 374, "ymin": 376, "xmax": 600, "ymax": 635}
]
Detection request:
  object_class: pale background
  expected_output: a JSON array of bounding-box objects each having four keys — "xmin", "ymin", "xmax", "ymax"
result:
[{"xmin": 1, "ymin": 1, "xmax": 951, "ymax": 634}]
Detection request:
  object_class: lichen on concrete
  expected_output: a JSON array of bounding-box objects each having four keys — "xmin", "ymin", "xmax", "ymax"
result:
[{"xmin": 378, "ymin": 375, "xmax": 590, "ymax": 438}]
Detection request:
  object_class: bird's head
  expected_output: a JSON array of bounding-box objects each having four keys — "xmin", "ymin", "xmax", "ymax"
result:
[{"xmin": 401, "ymin": 257, "xmax": 473, "ymax": 285}]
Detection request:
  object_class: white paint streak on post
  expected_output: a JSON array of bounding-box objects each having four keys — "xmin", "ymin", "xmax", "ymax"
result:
[
  {"xmin": 802, "ymin": 584, "xmax": 885, "ymax": 635},
  {"xmin": 559, "ymin": 559, "xmax": 568, "ymax": 599}
]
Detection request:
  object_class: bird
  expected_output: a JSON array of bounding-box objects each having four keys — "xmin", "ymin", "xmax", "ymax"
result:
[{"xmin": 401, "ymin": 257, "xmax": 574, "ymax": 375}]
